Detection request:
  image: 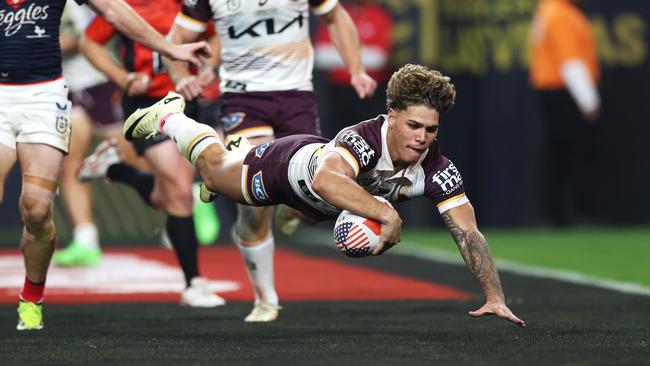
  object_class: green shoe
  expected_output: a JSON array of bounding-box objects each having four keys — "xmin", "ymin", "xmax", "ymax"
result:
[
  {"xmin": 17, "ymin": 301, "xmax": 43, "ymax": 330},
  {"xmin": 52, "ymin": 241, "xmax": 102, "ymax": 267},
  {"xmin": 193, "ymin": 183, "xmax": 220, "ymax": 246}
]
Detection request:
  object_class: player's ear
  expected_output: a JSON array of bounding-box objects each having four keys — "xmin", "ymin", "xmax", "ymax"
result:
[{"xmin": 387, "ymin": 108, "xmax": 396, "ymax": 128}]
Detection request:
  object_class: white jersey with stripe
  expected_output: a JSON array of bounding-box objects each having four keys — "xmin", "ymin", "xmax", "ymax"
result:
[{"xmin": 176, "ymin": 0, "xmax": 338, "ymax": 93}]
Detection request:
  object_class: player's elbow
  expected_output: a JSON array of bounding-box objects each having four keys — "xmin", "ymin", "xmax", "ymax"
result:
[{"xmin": 311, "ymin": 170, "xmax": 333, "ymax": 198}]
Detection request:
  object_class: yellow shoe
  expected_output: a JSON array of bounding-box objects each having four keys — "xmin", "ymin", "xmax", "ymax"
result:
[
  {"xmin": 123, "ymin": 91, "xmax": 185, "ymax": 141},
  {"xmin": 16, "ymin": 301, "xmax": 43, "ymax": 331}
]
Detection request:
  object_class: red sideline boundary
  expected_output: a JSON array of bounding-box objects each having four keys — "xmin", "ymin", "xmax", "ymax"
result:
[{"xmin": 0, "ymin": 246, "xmax": 473, "ymax": 304}]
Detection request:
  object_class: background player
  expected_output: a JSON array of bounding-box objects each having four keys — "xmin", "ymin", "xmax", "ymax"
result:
[
  {"xmin": 77, "ymin": 0, "xmax": 224, "ymax": 307},
  {"xmin": 0, "ymin": 0, "xmax": 210, "ymax": 331},
  {"xmin": 165, "ymin": 0, "xmax": 377, "ymax": 322}
]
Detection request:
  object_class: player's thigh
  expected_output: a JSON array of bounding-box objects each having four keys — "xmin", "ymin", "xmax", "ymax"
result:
[
  {"xmin": 0, "ymin": 144, "xmax": 17, "ymax": 201},
  {"xmin": 143, "ymin": 140, "xmax": 194, "ymax": 196},
  {"xmin": 65, "ymin": 106, "xmax": 93, "ymax": 164},
  {"xmin": 17, "ymin": 143, "xmax": 65, "ymax": 181}
]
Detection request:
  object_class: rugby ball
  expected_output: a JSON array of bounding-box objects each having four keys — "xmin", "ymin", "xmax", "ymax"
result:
[{"xmin": 333, "ymin": 197, "xmax": 388, "ymax": 258}]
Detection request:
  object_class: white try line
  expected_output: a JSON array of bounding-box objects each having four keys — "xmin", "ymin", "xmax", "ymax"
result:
[
  {"xmin": 393, "ymin": 243, "xmax": 650, "ymax": 297},
  {"xmin": 295, "ymin": 228, "xmax": 650, "ymax": 297}
]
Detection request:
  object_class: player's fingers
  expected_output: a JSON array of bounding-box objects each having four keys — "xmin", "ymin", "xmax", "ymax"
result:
[
  {"xmin": 468, "ymin": 308, "xmax": 493, "ymax": 318},
  {"xmin": 372, "ymin": 241, "xmax": 385, "ymax": 255},
  {"xmin": 497, "ymin": 309, "xmax": 526, "ymax": 327}
]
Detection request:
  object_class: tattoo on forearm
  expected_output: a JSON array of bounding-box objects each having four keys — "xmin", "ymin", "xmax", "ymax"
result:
[{"xmin": 441, "ymin": 212, "xmax": 503, "ymax": 299}]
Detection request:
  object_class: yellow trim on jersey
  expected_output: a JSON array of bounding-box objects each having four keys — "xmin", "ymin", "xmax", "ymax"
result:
[
  {"xmin": 175, "ymin": 13, "xmax": 208, "ymax": 33},
  {"xmin": 311, "ymin": 0, "xmax": 339, "ymax": 16},
  {"xmin": 333, "ymin": 146, "xmax": 360, "ymax": 176},
  {"xmin": 237, "ymin": 126, "xmax": 274, "ymax": 139},
  {"xmin": 436, "ymin": 193, "xmax": 467, "ymax": 207},
  {"xmin": 241, "ymin": 164, "xmax": 254, "ymax": 205}
]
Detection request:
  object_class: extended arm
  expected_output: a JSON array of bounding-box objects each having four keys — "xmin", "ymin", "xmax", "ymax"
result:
[
  {"xmin": 312, "ymin": 152, "xmax": 401, "ymax": 254},
  {"xmin": 79, "ymin": 35, "xmax": 149, "ymax": 96},
  {"xmin": 86, "ymin": 0, "xmax": 210, "ymax": 66},
  {"xmin": 441, "ymin": 203, "xmax": 525, "ymax": 327},
  {"xmin": 318, "ymin": 4, "xmax": 377, "ymax": 98}
]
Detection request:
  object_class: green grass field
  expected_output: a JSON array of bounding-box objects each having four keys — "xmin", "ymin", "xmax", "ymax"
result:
[{"xmin": 402, "ymin": 227, "xmax": 650, "ymax": 287}]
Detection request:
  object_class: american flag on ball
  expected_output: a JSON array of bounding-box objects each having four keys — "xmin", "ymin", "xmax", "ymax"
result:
[{"xmin": 334, "ymin": 221, "xmax": 372, "ymax": 258}]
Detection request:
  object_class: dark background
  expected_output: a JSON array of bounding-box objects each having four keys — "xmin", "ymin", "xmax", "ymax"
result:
[{"xmin": 1, "ymin": 0, "xmax": 648, "ymax": 246}]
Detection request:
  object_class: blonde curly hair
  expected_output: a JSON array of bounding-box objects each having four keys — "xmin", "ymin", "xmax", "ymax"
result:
[{"xmin": 386, "ymin": 64, "xmax": 456, "ymax": 112}]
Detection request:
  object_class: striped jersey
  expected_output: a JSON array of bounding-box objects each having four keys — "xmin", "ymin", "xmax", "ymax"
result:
[
  {"xmin": 175, "ymin": 0, "xmax": 338, "ymax": 93},
  {"xmin": 0, "ymin": 0, "xmax": 86, "ymax": 84}
]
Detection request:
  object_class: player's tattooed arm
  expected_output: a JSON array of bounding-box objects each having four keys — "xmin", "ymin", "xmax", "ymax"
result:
[
  {"xmin": 440, "ymin": 204, "xmax": 526, "ymax": 327},
  {"xmin": 441, "ymin": 210, "xmax": 504, "ymax": 302}
]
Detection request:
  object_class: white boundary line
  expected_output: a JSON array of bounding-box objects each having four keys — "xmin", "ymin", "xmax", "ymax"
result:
[
  {"xmin": 393, "ymin": 243, "xmax": 650, "ymax": 297},
  {"xmin": 296, "ymin": 229, "xmax": 650, "ymax": 297}
]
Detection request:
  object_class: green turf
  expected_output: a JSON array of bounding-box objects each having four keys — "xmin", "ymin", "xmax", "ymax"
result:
[{"xmin": 402, "ymin": 228, "xmax": 650, "ymax": 286}]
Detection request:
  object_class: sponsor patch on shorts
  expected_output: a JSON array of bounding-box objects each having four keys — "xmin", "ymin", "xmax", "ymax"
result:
[
  {"xmin": 255, "ymin": 141, "xmax": 272, "ymax": 158},
  {"xmin": 251, "ymin": 171, "xmax": 270, "ymax": 203},
  {"xmin": 221, "ymin": 112, "xmax": 246, "ymax": 131}
]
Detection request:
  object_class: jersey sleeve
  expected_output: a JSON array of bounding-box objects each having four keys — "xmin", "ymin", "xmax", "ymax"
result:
[
  {"xmin": 84, "ymin": 15, "xmax": 115, "ymax": 44},
  {"xmin": 546, "ymin": 9, "xmax": 583, "ymax": 62},
  {"xmin": 310, "ymin": 0, "xmax": 338, "ymax": 16},
  {"xmin": 331, "ymin": 129, "xmax": 379, "ymax": 177},
  {"xmin": 424, "ymin": 158, "xmax": 469, "ymax": 213},
  {"xmin": 175, "ymin": 0, "xmax": 212, "ymax": 33}
]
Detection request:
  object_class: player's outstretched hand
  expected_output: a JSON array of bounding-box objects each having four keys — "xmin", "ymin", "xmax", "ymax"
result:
[
  {"xmin": 168, "ymin": 41, "xmax": 212, "ymax": 68},
  {"xmin": 469, "ymin": 302, "xmax": 526, "ymax": 327},
  {"xmin": 351, "ymin": 72, "xmax": 377, "ymax": 99}
]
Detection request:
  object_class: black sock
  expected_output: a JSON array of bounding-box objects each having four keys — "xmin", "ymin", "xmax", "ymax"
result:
[
  {"xmin": 107, "ymin": 163, "xmax": 155, "ymax": 206},
  {"xmin": 166, "ymin": 215, "xmax": 199, "ymax": 287}
]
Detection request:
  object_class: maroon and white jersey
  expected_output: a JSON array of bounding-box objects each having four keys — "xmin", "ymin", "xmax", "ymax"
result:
[
  {"xmin": 174, "ymin": 0, "xmax": 337, "ymax": 93},
  {"xmin": 285, "ymin": 115, "xmax": 469, "ymax": 218}
]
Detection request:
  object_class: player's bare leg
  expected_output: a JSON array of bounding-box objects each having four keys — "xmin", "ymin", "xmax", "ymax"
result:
[
  {"xmin": 54, "ymin": 108, "xmax": 100, "ymax": 266},
  {"xmin": 16, "ymin": 143, "xmax": 64, "ymax": 330},
  {"xmin": 0, "ymin": 143, "xmax": 18, "ymax": 204},
  {"xmin": 230, "ymin": 134, "xmax": 280, "ymax": 322}
]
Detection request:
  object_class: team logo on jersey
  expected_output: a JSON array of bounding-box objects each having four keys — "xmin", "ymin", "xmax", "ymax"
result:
[
  {"xmin": 431, "ymin": 162, "xmax": 463, "ymax": 195},
  {"xmin": 251, "ymin": 171, "xmax": 270, "ymax": 203},
  {"xmin": 5, "ymin": 0, "xmax": 24, "ymax": 10},
  {"xmin": 227, "ymin": 0, "xmax": 241, "ymax": 11},
  {"xmin": 340, "ymin": 131, "xmax": 375, "ymax": 168},
  {"xmin": 255, "ymin": 141, "xmax": 272, "ymax": 158},
  {"xmin": 220, "ymin": 112, "xmax": 246, "ymax": 131},
  {"xmin": 227, "ymin": 13, "xmax": 305, "ymax": 39},
  {"xmin": 183, "ymin": 0, "xmax": 198, "ymax": 8},
  {"xmin": 1, "ymin": 3, "xmax": 50, "ymax": 37}
]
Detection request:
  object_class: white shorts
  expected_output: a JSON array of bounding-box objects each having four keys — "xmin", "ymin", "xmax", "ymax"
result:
[{"xmin": 0, "ymin": 78, "xmax": 72, "ymax": 153}]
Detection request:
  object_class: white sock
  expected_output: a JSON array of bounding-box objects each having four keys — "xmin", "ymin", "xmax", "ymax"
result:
[
  {"xmin": 73, "ymin": 223, "xmax": 99, "ymax": 250},
  {"xmin": 234, "ymin": 232, "xmax": 279, "ymax": 306},
  {"xmin": 160, "ymin": 113, "xmax": 221, "ymax": 164}
]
